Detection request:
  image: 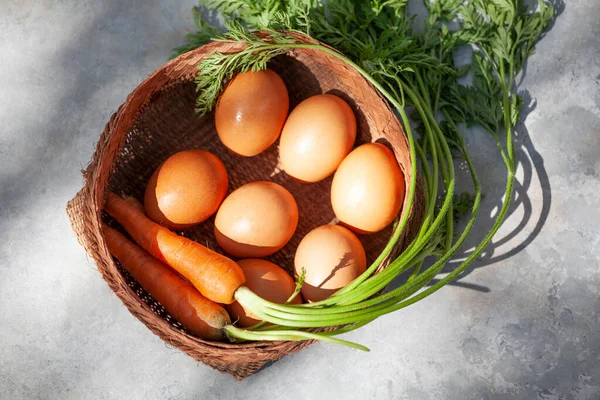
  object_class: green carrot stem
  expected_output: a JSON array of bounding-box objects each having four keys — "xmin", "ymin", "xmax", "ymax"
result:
[{"xmin": 224, "ymin": 325, "xmax": 369, "ymax": 351}]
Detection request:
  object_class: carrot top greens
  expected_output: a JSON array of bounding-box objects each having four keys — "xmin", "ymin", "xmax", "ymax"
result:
[{"xmin": 173, "ymin": 0, "xmax": 556, "ymax": 350}]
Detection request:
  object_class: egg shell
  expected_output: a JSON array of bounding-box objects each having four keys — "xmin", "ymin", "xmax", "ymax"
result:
[
  {"xmin": 226, "ymin": 259, "xmax": 302, "ymax": 327},
  {"xmin": 294, "ymin": 224, "xmax": 366, "ymax": 302},
  {"xmin": 279, "ymin": 94, "xmax": 357, "ymax": 183},
  {"xmin": 214, "ymin": 181, "xmax": 299, "ymax": 258},
  {"xmin": 331, "ymin": 142, "xmax": 405, "ymax": 234},
  {"xmin": 215, "ymin": 69, "xmax": 289, "ymax": 157},
  {"xmin": 143, "ymin": 149, "xmax": 228, "ymax": 230}
]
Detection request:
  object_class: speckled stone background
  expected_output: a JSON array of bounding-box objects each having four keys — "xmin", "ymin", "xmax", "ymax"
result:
[{"xmin": 1, "ymin": 1, "xmax": 599, "ymax": 399}]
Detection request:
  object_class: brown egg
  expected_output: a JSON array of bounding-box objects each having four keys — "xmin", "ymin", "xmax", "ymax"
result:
[
  {"xmin": 279, "ymin": 94, "xmax": 356, "ymax": 182},
  {"xmin": 279, "ymin": 94, "xmax": 357, "ymax": 183},
  {"xmin": 214, "ymin": 181, "xmax": 298, "ymax": 258},
  {"xmin": 215, "ymin": 69, "xmax": 289, "ymax": 157},
  {"xmin": 331, "ymin": 143, "xmax": 405, "ymax": 234},
  {"xmin": 144, "ymin": 150, "xmax": 228, "ymax": 230},
  {"xmin": 227, "ymin": 259, "xmax": 302, "ymax": 327},
  {"xmin": 294, "ymin": 224, "xmax": 367, "ymax": 302}
]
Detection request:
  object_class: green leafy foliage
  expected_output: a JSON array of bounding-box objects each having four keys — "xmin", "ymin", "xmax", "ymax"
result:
[
  {"xmin": 446, "ymin": 53, "xmax": 504, "ymax": 136},
  {"xmin": 459, "ymin": 0, "xmax": 555, "ymax": 80},
  {"xmin": 194, "ymin": 24, "xmax": 305, "ymax": 115}
]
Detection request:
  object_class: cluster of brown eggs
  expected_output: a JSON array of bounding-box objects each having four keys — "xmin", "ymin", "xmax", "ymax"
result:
[{"xmin": 143, "ymin": 69, "xmax": 404, "ymax": 326}]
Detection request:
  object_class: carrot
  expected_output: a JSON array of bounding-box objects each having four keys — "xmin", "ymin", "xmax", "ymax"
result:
[
  {"xmin": 104, "ymin": 192, "xmax": 245, "ymax": 304},
  {"xmin": 102, "ymin": 224, "xmax": 230, "ymax": 340},
  {"xmin": 123, "ymin": 195, "xmax": 145, "ymax": 212}
]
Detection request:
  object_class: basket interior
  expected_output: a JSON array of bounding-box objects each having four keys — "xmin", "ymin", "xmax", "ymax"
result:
[{"xmin": 106, "ymin": 53, "xmax": 408, "ymax": 336}]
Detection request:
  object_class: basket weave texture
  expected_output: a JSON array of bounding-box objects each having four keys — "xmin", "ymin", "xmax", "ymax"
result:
[{"xmin": 66, "ymin": 33, "xmax": 422, "ymax": 380}]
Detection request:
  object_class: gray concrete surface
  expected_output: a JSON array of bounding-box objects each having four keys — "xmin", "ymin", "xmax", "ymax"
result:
[{"xmin": 1, "ymin": 1, "xmax": 599, "ymax": 399}]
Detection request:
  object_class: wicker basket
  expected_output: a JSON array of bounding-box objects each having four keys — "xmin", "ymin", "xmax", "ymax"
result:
[{"xmin": 66, "ymin": 32, "xmax": 422, "ymax": 380}]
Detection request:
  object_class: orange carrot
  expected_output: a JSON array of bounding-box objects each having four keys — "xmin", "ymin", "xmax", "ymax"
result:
[
  {"xmin": 104, "ymin": 193, "xmax": 245, "ymax": 304},
  {"xmin": 123, "ymin": 195, "xmax": 145, "ymax": 212},
  {"xmin": 102, "ymin": 224, "xmax": 230, "ymax": 340}
]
